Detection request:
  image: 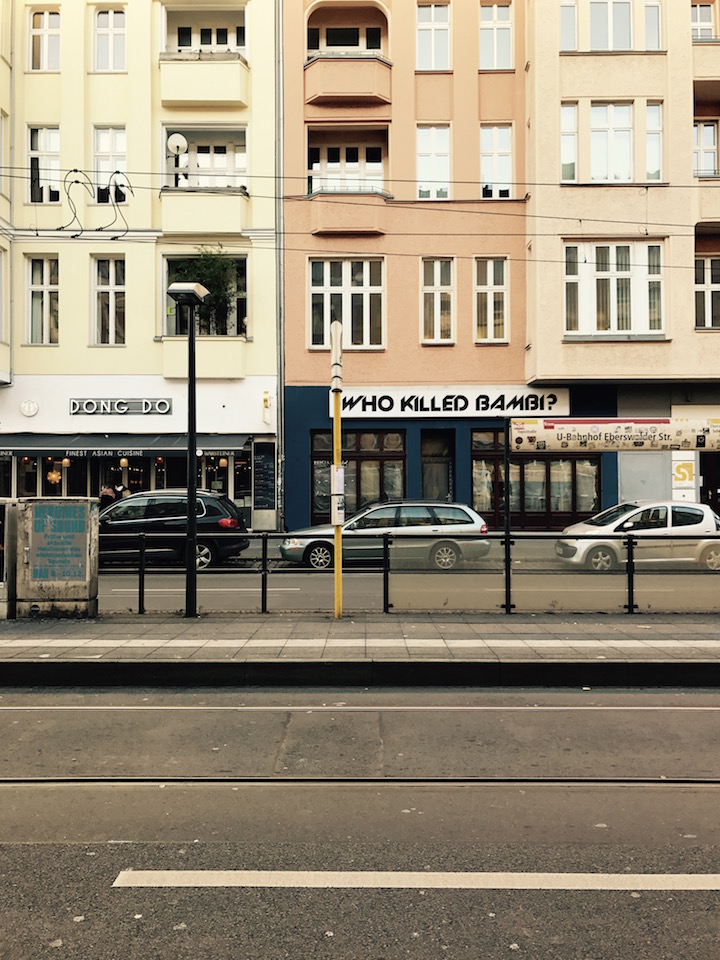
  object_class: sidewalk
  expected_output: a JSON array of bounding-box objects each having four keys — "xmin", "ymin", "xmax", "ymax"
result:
[{"xmin": 2, "ymin": 611, "xmax": 720, "ymax": 686}]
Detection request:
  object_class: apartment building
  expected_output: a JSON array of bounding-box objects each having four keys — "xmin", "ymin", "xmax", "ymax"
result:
[
  {"xmin": 0, "ymin": 1, "xmax": 279, "ymax": 529},
  {"xmin": 526, "ymin": 0, "xmax": 720, "ymax": 518},
  {"xmin": 282, "ymin": 0, "xmax": 720, "ymax": 531}
]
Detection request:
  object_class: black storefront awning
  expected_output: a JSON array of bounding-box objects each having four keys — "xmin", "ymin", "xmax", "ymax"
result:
[{"xmin": 0, "ymin": 434, "xmax": 251, "ymax": 456}]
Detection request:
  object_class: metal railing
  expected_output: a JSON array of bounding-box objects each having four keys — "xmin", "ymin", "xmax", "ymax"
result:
[{"xmin": 98, "ymin": 530, "xmax": 720, "ymax": 616}]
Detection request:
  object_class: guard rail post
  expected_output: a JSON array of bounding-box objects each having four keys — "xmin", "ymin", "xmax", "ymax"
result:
[
  {"xmin": 382, "ymin": 533, "xmax": 391, "ymax": 613},
  {"xmin": 502, "ymin": 534, "xmax": 515, "ymax": 614},
  {"xmin": 625, "ymin": 534, "xmax": 638, "ymax": 614},
  {"xmin": 138, "ymin": 534, "xmax": 146, "ymax": 615},
  {"xmin": 261, "ymin": 534, "xmax": 269, "ymax": 614}
]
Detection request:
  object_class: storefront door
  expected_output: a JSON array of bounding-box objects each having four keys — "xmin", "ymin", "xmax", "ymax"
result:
[{"xmin": 421, "ymin": 430, "xmax": 454, "ymax": 501}]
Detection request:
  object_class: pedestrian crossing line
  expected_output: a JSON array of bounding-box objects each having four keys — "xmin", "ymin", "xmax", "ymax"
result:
[{"xmin": 113, "ymin": 869, "xmax": 720, "ymax": 891}]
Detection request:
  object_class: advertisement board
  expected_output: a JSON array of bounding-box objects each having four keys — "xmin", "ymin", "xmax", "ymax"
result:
[{"xmin": 511, "ymin": 419, "xmax": 720, "ymax": 452}]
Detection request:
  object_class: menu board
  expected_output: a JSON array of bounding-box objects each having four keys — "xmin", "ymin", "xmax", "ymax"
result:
[{"xmin": 253, "ymin": 443, "xmax": 276, "ymax": 510}]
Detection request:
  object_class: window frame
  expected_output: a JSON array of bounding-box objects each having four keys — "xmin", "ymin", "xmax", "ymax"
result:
[
  {"xmin": 165, "ymin": 256, "xmax": 248, "ymax": 338},
  {"xmin": 646, "ymin": 102, "xmax": 662, "ymax": 181},
  {"xmin": 563, "ymin": 241, "xmax": 664, "ymax": 337},
  {"xmin": 28, "ymin": 126, "xmax": 60, "ymax": 204},
  {"xmin": 590, "ymin": 102, "xmax": 633, "ymax": 183},
  {"xmin": 94, "ymin": 8, "xmax": 126, "ymax": 72},
  {"xmin": 416, "ymin": 124, "xmax": 450, "ymax": 200},
  {"xmin": 694, "ymin": 256, "xmax": 720, "ymax": 329},
  {"xmin": 309, "ymin": 259, "xmax": 385, "ymax": 350},
  {"xmin": 416, "ymin": 3, "xmax": 450, "ymax": 71},
  {"xmin": 561, "ymin": 103, "xmax": 578, "ymax": 182},
  {"xmin": 474, "ymin": 257, "xmax": 509, "ymax": 343},
  {"xmin": 479, "ymin": 3, "xmax": 512, "ymax": 70},
  {"xmin": 165, "ymin": 129, "xmax": 248, "ymax": 190},
  {"xmin": 694, "ymin": 120, "xmax": 718, "ymax": 176},
  {"xmin": 307, "ymin": 142, "xmax": 385, "ymax": 195},
  {"xmin": 645, "ymin": 1, "xmax": 661, "ymax": 49},
  {"xmin": 93, "ymin": 126, "xmax": 127, "ymax": 204},
  {"xmin": 29, "ymin": 9, "xmax": 60, "ymax": 71},
  {"xmin": 692, "ymin": 4, "xmax": 715, "ymax": 40},
  {"xmin": 27, "ymin": 255, "xmax": 59, "ymax": 345},
  {"xmin": 421, "ymin": 257, "xmax": 455, "ymax": 344},
  {"xmin": 481, "ymin": 124, "xmax": 512, "ymax": 198},
  {"xmin": 93, "ymin": 256, "xmax": 126, "ymax": 346},
  {"xmin": 560, "ymin": 1, "xmax": 577, "ymax": 50},
  {"xmin": 589, "ymin": 0, "xmax": 632, "ymax": 51}
]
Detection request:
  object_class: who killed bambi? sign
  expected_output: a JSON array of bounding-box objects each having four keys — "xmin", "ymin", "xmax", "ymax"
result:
[{"xmin": 332, "ymin": 386, "xmax": 569, "ymax": 419}]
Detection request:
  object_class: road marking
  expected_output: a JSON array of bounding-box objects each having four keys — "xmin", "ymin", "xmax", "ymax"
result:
[
  {"xmin": 113, "ymin": 870, "xmax": 720, "ymax": 891},
  {"xmin": 4, "ymin": 705, "xmax": 720, "ymax": 712}
]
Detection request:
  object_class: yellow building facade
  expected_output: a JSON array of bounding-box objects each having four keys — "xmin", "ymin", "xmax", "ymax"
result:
[{"xmin": 0, "ymin": 0, "xmax": 279, "ymax": 528}]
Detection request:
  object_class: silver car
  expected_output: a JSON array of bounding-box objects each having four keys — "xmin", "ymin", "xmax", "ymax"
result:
[
  {"xmin": 280, "ymin": 500, "xmax": 491, "ymax": 570},
  {"xmin": 555, "ymin": 500, "xmax": 720, "ymax": 572}
]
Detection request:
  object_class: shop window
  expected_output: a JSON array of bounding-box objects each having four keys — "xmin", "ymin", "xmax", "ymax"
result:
[{"xmin": 311, "ymin": 430, "xmax": 404, "ymax": 523}]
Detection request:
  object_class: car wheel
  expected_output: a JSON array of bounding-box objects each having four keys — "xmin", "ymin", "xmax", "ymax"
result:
[
  {"xmin": 305, "ymin": 542, "xmax": 333, "ymax": 570},
  {"xmin": 701, "ymin": 545, "xmax": 720, "ymax": 571},
  {"xmin": 431, "ymin": 542, "xmax": 460, "ymax": 570},
  {"xmin": 585, "ymin": 545, "xmax": 616, "ymax": 572},
  {"xmin": 195, "ymin": 542, "xmax": 217, "ymax": 571}
]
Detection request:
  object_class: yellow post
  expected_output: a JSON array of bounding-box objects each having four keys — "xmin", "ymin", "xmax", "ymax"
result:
[{"xmin": 330, "ymin": 318, "xmax": 344, "ymax": 619}]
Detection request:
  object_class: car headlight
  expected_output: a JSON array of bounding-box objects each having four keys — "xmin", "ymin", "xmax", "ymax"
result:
[{"xmin": 282, "ymin": 538, "xmax": 301, "ymax": 547}]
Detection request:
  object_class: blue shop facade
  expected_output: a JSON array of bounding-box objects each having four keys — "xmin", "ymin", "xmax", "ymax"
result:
[{"xmin": 282, "ymin": 383, "xmax": 622, "ymax": 532}]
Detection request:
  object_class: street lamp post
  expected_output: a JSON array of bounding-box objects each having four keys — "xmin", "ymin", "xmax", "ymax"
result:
[
  {"xmin": 167, "ymin": 281, "xmax": 210, "ymax": 618},
  {"xmin": 330, "ymin": 317, "xmax": 344, "ymax": 619}
]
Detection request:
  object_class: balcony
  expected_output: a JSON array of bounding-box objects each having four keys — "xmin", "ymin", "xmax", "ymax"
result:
[
  {"xmin": 160, "ymin": 189, "xmax": 249, "ymax": 234},
  {"xmin": 162, "ymin": 336, "xmax": 245, "ymax": 380},
  {"xmin": 304, "ymin": 54, "xmax": 391, "ymax": 106},
  {"xmin": 310, "ymin": 192, "xmax": 386, "ymax": 235},
  {"xmin": 159, "ymin": 54, "xmax": 249, "ymax": 107}
]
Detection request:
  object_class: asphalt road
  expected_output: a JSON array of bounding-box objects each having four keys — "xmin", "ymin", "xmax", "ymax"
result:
[{"xmin": 1, "ymin": 688, "xmax": 719, "ymax": 958}]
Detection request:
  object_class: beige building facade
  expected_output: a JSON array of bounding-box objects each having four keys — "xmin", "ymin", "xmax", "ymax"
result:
[
  {"xmin": 282, "ymin": 0, "xmax": 720, "ymax": 530},
  {"xmin": 0, "ymin": 0, "xmax": 279, "ymax": 529}
]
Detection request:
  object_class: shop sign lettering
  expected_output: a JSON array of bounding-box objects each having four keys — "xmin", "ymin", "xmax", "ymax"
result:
[
  {"xmin": 511, "ymin": 418, "xmax": 720, "ymax": 451},
  {"xmin": 335, "ymin": 386, "xmax": 569, "ymax": 419},
  {"xmin": 70, "ymin": 399, "xmax": 172, "ymax": 415}
]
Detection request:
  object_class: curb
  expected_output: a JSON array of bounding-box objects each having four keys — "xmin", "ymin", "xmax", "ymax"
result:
[{"xmin": 1, "ymin": 658, "xmax": 719, "ymax": 688}]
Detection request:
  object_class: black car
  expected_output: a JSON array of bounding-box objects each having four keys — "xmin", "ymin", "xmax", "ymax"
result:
[{"xmin": 99, "ymin": 489, "xmax": 250, "ymax": 569}]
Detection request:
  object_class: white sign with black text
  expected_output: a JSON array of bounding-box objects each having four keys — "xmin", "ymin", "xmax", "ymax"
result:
[{"xmin": 332, "ymin": 386, "xmax": 569, "ymax": 419}]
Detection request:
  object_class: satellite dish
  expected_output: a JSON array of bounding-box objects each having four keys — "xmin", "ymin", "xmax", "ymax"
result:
[{"xmin": 167, "ymin": 133, "xmax": 188, "ymax": 156}]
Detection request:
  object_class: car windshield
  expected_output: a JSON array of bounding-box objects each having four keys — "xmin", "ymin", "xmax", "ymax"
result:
[{"xmin": 586, "ymin": 503, "xmax": 639, "ymax": 527}]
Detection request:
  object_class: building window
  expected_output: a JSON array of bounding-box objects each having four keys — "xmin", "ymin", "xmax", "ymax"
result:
[
  {"xmin": 311, "ymin": 431, "xmax": 405, "ymax": 524},
  {"xmin": 307, "ymin": 143, "xmax": 384, "ymax": 194},
  {"xmin": 94, "ymin": 127, "xmax": 127, "ymax": 203},
  {"xmin": 561, "ymin": 104, "xmax": 578, "ymax": 181},
  {"xmin": 310, "ymin": 260, "xmax": 383, "ymax": 349},
  {"xmin": 591, "ymin": 103, "xmax": 632, "ymax": 182},
  {"xmin": 646, "ymin": 104, "xmax": 662, "ymax": 180},
  {"xmin": 475, "ymin": 258, "xmax": 508, "ymax": 342},
  {"xmin": 417, "ymin": 4, "xmax": 449, "ymax": 70},
  {"xmin": 95, "ymin": 9, "xmax": 125, "ymax": 71},
  {"xmin": 28, "ymin": 257, "xmax": 59, "ymax": 345},
  {"xmin": 167, "ymin": 12, "xmax": 245, "ymax": 53},
  {"xmin": 692, "ymin": 4, "xmax": 714, "ymax": 39},
  {"xmin": 590, "ymin": 1, "xmax": 632, "ymax": 51},
  {"xmin": 560, "ymin": 1, "xmax": 577, "ymax": 50},
  {"xmin": 307, "ymin": 23, "xmax": 381, "ymax": 56},
  {"xmin": 422, "ymin": 258, "xmax": 453, "ymax": 343},
  {"xmin": 29, "ymin": 127, "xmax": 60, "ymax": 203},
  {"xmin": 94, "ymin": 257, "xmax": 125, "ymax": 345},
  {"xmin": 694, "ymin": 121, "xmax": 718, "ymax": 176},
  {"xmin": 166, "ymin": 130, "xmax": 247, "ymax": 190},
  {"xmin": 29, "ymin": 10, "xmax": 60, "ymax": 70},
  {"xmin": 564, "ymin": 241, "xmax": 663, "ymax": 336},
  {"xmin": 480, "ymin": 4, "xmax": 512, "ymax": 69},
  {"xmin": 695, "ymin": 257, "xmax": 720, "ymax": 328},
  {"xmin": 417, "ymin": 125, "xmax": 450, "ymax": 199},
  {"xmin": 645, "ymin": 2, "xmax": 661, "ymax": 49},
  {"xmin": 481, "ymin": 125, "xmax": 512, "ymax": 198},
  {"xmin": 166, "ymin": 256, "xmax": 247, "ymax": 337}
]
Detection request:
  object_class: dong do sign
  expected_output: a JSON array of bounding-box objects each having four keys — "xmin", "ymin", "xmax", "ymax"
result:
[
  {"xmin": 511, "ymin": 418, "xmax": 720, "ymax": 452},
  {"xmin": 334, "ymin": 386, "xmax": 569, "ymax": 419}
]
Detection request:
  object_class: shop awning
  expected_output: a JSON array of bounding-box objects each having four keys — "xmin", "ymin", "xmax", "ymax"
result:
[{"xmin": 0, "ymin": 434, "xmax": 251, "ymax": 456}]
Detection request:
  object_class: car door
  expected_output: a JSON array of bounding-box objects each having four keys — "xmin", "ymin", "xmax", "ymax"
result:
[
  {"xmin": 615, "ymin": 505, "xmax": 672, "ymax": 565},
  {"xmin": 145, "ymin": 496, "xmax": 188, "ymax": 559},
  {"xmin": 343, "ymin": 506, "xmax": 398, "ymax": 562},
  {"xmin": 669, "ymin": 505, "xmax": 711, "ymax": 566},
  {"xmin": 393, "ymin": 505, "xmax": 438, "ymax": 562},
  {"xmin": 99, "ymin": 496, "xmax": 151, "ymax": 560}
]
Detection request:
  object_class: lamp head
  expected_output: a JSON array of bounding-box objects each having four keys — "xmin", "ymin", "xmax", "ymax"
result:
[{"xmin": 167, "ymin": 281, "xmax": 210, "ymax": 306}]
